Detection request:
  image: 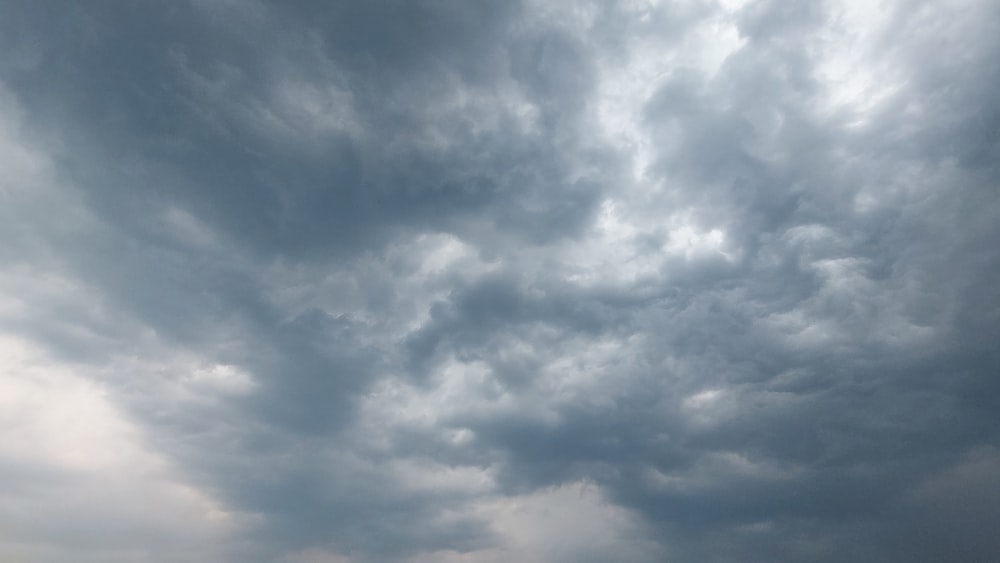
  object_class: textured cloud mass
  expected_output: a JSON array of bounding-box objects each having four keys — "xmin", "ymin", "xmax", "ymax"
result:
[{"xmin": 2, "ymin": 1, "xmax": 999, "ymax": 561}]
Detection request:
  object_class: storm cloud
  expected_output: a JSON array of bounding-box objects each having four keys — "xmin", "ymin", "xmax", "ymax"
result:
[{"xmin": 2, "ymin": 0, "xmax": 999, "ymax": 561}]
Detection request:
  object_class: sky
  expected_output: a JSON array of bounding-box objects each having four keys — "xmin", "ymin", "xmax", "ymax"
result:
[{"xmin": 1, "ymin": 0, "xmax": 999, "ymax": 561}]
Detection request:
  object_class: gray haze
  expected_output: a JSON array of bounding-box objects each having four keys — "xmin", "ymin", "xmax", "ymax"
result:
[{"xmin": 1, "ymin": 0, "xmax": 999, "ymax": 561}]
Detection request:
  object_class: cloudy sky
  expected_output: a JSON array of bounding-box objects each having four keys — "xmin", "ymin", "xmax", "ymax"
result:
[{"xmin": 1, "ymin": 0, "xmax": 999, "ymax": 561}]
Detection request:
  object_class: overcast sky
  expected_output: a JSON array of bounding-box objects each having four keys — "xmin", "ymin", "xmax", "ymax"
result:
[{"xmin": 1, "ymin": 1, "xmax": 999, "ymax": 561}]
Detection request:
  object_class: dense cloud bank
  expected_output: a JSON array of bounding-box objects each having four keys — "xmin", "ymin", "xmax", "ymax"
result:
[{"xmin": 1, "ymin": 1, "xmax": 999, "ymax": 561}]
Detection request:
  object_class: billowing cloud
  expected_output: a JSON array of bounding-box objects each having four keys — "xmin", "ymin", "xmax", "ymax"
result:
[{"xmin": 1, "ymin": 0, "xmax": 998, "ymax": 561}]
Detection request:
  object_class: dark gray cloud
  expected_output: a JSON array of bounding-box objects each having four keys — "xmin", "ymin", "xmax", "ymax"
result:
[{"xmin": 1, "ymin": 0, "xmax": 999, "ymax": 561}]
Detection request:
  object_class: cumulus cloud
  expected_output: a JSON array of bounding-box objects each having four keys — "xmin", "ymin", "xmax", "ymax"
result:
[{"xmin": 1, "ymin": 0, "xmax": 998, "ymax": 561}]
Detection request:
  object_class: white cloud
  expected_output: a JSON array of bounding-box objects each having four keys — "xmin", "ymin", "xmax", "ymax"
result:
[{"xmin": 0, "ymin": 335, "xmax": 250, "ymax": 562}]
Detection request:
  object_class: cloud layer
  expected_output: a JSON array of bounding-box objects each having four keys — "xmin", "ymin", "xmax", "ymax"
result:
[{"xmin": 2, "ymin": 0, "xmax": 999, "ymax": 561}]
